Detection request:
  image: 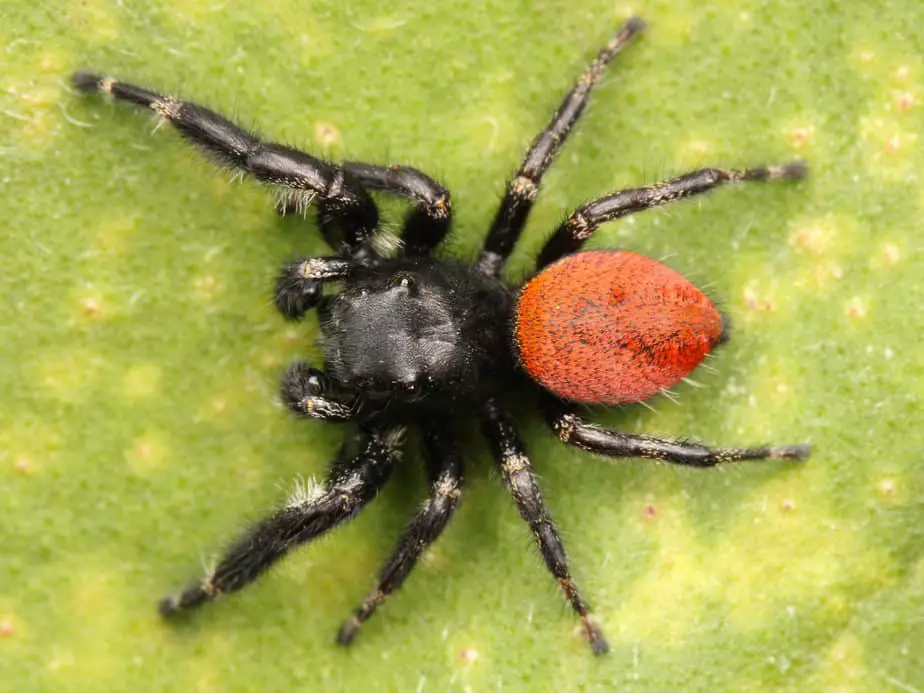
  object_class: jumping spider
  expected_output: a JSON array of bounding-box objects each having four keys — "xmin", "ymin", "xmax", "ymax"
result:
[{"xmin": 74, "ymin": 17, "xmax": 810, "ymax": 655}]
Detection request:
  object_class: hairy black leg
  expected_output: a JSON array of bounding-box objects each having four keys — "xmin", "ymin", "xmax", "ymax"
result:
[
  {"xmin": 281, "ymin": 361, "xmax": 358, "ymax": 422},
  {"xmin": 337, "ymin": 421, "xmax": 463, "ymax": 645},
  {"xmin": 543, "ymin": 398, "xmax": 810, "ymax": 466},
  {"xmin": 71, "ymin": 72, "xmax": 379, "ymax": 252},
  {"xmin": 274, "ymin": 256, "xmax": 351, "ymax": 320},
  {"xmin": 477, "ymin": 17, "xmax": 646, "ymax": 276},
  {"xmin": 341, "ymin": 163, "xmax": 452, "ymax": 256},
  {"xmin": 538, "ymin": 161, "xmax": 807, "ymax": 268},
  {"xmin": 276, "ymin": 162, "xmax": 450, "ymax": 256},
  {"xmin": 158, "ymin": 426, "xmax": 401, "ymax": 616},
  {"xmin": 480, "ymin": 398, "xmax": 607, "ymax": 655}
]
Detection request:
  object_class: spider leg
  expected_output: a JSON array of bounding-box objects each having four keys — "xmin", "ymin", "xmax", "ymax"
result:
[
  {"xmin": 280, "ymin": 361, "xmax": 360, "ymax": 422},
  {"xmin": 480, "ymin": 398, "xmax": 608, "ymax": 655},
  {"xmin": 274, "ymin": 256, "xmax": 352, "ymax": 320},
  {"xmin": 337, "ymin": 419, "xmax": 463, "ymax": 645},
  {"xmin": 71, "ymin": 72, "xmax": 378, "ymax": 254},
  {"xmin": 477, "ymin": 17, "xmax": 645, "ymax": 277},
  {"xmin": 543, "ymin": 398, "xmax": 810, "ymax": 466},
  {"xmin": 278, "ymin": 163, "xmax": 451, "ymax": 256},
  {"xmin": 537, "ymin": 161, "xmax": 807, "ymax": 268},
  {"xmin": 341, "ymin": 163, "xmax": 452, "ymax": 257},
  {"xmin": 158, "ymin": 426, "xmax": 401, "ymax": 616}
]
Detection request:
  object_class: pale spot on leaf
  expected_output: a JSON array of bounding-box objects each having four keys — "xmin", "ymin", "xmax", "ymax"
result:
[
  {"xmin": 80, "ymin": 297, "xmax": 101, "ymax": 316},
  {"xmin": 789, "ymin": 225, "xmax": 833, "ymax": 255},
  {"xmin": 791, "ymin": 126, "xmax": 814, "ymax": 149},
  {"xmin": 126, "ymin": 433, "xmax": 169, "ymax": 473},
  {"xmin": 846, "ymin": 296, "xmax": 867, "ymax": 319},
  {"xmin": 122, "ymin": 364, "xmax": 162, "ymax": 399},
  {"xmin": 314, "ymin": 121, "xmax": 341, "ymax": 149},
  {"xmin": 881, "ymin": 243, "xmax": 901, "ymax": 264}
]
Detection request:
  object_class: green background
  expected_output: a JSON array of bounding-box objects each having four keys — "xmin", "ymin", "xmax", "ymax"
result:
[{"xmin": 2, "ymin": 1, "xmax": 922, "ymax": 691}]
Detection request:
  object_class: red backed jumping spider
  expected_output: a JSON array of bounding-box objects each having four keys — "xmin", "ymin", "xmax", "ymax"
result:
[{"xmin": 73, "ymin": 17, "xmax": 809, "ymax": 655}]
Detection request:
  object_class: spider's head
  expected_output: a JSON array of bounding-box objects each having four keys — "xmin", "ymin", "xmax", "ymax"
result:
[
  {"xmin": 321, "ymin": 263, "xmax": 472, "ymax": 403},
  {"xmin": 513, "ymin": 250, "xmax": 726, "ymax": 405}
]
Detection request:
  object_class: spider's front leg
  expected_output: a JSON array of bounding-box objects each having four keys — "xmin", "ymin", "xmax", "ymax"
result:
[
  {"xmin": 341, "ymin": 163, "xmax": 452, "ymax": 257},
  {"xmin": 543, "ymin": 397, "xmax": 810, "ymax": 466},
  {"xmin": 277, "ymin": 162, "xmax": 452, "ymax": 256},
  {"xmin": 71, "ymin": 73, "xmax": 378, "ymax": 255},
  {"xmin": 159, "ymin": 426, "xmax": 401, "ymax": 616}
]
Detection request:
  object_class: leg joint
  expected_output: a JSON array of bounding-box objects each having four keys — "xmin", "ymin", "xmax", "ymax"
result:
[
  {"xmin": 510, "ymin": 175, "xmax": 539, "ymax": 201},
  {"xmin": 553, "ymin": 413, "xmax": 578, "ymax": 443},
  {"xmin": 501, "ymin": 452, "xmax": 530, "ymax": 475}
]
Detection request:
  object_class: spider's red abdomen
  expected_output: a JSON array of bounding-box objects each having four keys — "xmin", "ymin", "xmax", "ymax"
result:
[{"xmin": 515, "ymin": 250, "xmax": 724, "ymax": 405}]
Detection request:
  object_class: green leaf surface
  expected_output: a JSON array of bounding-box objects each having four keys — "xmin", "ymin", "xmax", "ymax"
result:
[{"xmin": 3, "ymin": 1, "xmax": 922, "ymax": 691}]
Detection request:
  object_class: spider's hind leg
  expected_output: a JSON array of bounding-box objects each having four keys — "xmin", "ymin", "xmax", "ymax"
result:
[
  {"xmin": 158, "ymin": 426, "xmax": 401, "ymax": 616},
  {"xmin": 337, "ymin": 420, "xmax": 463, "ymax": 645},
  {"xmin": 543, "ymin": 396, "xmax": 810, "ymax": 466},
  {"xmin": 481, "ymin": 398, "xmax": 608, "ymax": 655}
]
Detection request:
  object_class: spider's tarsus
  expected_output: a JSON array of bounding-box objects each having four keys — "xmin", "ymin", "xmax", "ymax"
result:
[
  {"xmin": 743, "ymin": 159, "xmax": 808, "ymax": 182},
  {"xmin": 776, "ymin": 159, "xmax": 808, "ymax": 180},
  {"xmin": 274, "ymin": 262, "xmax": 323, "ymax": 320},
  {"xmin": 622, "ymin": 15, "xmax": 647, "ymax": 35},
  {"xmin": 157, "ymin": 594, "xmax": 182, "ymax": 617},
  {"xmin": 770, "ymin": 443, "xmax": 812, "ymax": 460},
  {"xmin": 335, "ymin": 618, "xmax": 361, "ymax": 646},
  {"xmin": 158, "ymin": 585, "xmax": 209, "ymax": 616},
  {"xmin": 589, "ymin": 636, "xmax": 610, "ymax": 656},
  {"xmin": 71, "ymin": 70, "xmax": 104, "ymax": 92},
  {"xmin": 585, "ymin": 621, "xmax": 610, "ymax": 655}
]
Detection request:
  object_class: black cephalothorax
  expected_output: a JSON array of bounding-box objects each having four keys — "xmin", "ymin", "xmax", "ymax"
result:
[{"xmin": 73, "ymin": 16, "xmax": 809, "ymax": 655}]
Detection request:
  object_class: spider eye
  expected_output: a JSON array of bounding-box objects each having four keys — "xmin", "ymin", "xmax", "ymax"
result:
[{"xmin": 388, "ymin": 272, "xmax": 418, "ymax": 293}]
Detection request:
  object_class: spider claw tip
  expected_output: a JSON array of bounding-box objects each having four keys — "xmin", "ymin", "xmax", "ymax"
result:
[
  {"xmin": 772, "ymin": 443, "xmax": 811, "ymax": 461},
  {"xmin": 71, "ymin": 71, "xmax": 102, "ymax": 92},
  {"xmin": 157, "ymin": 595, "xmax": 180, "ymax": 617},
  {"xmin": 335, "ymin": 620, "xmax": 359, "ymax": 646},
  {"xmin": 625, "ymin": 16, "xmax": 647, "ymax": 33}
]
